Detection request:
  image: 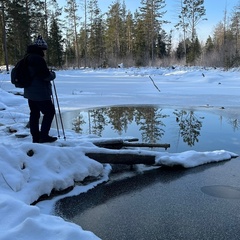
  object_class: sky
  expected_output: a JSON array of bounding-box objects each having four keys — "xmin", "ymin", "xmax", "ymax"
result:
[
  {"xmin": 64, "ymin": 0, "xmax": 240, "ymax": 43},
  {"xmin": 0, "ymin": 66, "xmax": 240, "ymax": 239},
  {"xmin": 100, "ymin": 0, "xmax": 239, "ymax": 42}
]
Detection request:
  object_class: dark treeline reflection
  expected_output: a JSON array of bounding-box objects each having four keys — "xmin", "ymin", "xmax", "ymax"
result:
[{"xmin": 71, "ymin": 106, "xmax": 208, "ymax": 147}]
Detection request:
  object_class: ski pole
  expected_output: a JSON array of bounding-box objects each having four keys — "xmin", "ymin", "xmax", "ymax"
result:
[
  {"xmin": 52, "ymin": 80, "xmax": 66, "ymax": 140},
  {"xmin": 51, "ymin": 94, "xmax": 60, "ymax": 138}
]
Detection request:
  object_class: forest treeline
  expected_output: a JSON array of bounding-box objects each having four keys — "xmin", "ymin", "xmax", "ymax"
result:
[{"xmin": 0, "ymin": 0, "xmax": 239, "ymax": 69}]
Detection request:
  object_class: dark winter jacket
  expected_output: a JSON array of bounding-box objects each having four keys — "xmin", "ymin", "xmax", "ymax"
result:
[{"xmin": 23, "ymin": 45, "xmax": 56, "ymax": 101}]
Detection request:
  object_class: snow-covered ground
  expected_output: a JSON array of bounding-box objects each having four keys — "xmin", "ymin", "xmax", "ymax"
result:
[{"xmin": 0, "ymin": 66, "xmax": 239, "ymax": 239}]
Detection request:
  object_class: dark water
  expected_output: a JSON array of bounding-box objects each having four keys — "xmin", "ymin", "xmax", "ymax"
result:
[
  {"xmin": 55, "ymin": 160, "xmax": 240, "ymax": 240},
  {"xmin": 55, "ymin": 106, "xmax": 240, "ymax": 240}
]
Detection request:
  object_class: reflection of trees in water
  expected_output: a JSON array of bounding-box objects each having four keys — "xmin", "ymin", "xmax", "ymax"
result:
[
  {"xmin": 216, "ymin": 115, "xmax": 240, "ymax": 132},
  {"xmin": 72, "ymin": 114, "xmax": 86, "ymax": 134},
  {"xmin": 108, "ymin": 107, "xmax": 135, "ymax": 135},
  {"xmin": 72, "ymin": 109, "xmax": 108, "ymax": 136},
  {"xmin": 135, "ymin": 107, "xmax": 168, "ymax": 143},
  {"xmin": 174, "ymin": 110, "xmax": 203, "ymax": 147},
  {"xmin": 227, "ymin": 118, "xmax": 240, "ymax": 131},
  {"xmin": 107, "ymin": 106, "xmax": 168, "ymax": 143},
  {"xmin": 72, "ymin": 107, "xmax": 205, "ymax": 146},
  {"xmin": 72, "ymin": 106, "xmax": 169, "ymax": 143},
  {"xmin": 89, "ymin": 109, "xmax": 108, "ymax": 136}
]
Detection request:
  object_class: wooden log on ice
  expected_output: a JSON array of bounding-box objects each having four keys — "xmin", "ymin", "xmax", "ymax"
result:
[
  {"xmin": 123, "ymin": 142, "xmax": 170, "ymax": 150},
  {"xmin": 89, "ymin": 137, "xmax": 170, "ymax": 164},
  {"xmin": 92, "ymin": 138, "xmax": 170, "ymax": 150},
  {"xmin": 85, "ymin": 152, "xmax": 156, "ymax": 165},
  {"xmin": 93, "ymin": 139, "xmax": 128, "ymax": 149}
]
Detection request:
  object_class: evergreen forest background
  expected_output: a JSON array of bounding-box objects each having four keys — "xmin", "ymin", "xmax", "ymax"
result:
[{"xmin": 0, "ymin": 0, "xmax": 239, "ymax": 70}]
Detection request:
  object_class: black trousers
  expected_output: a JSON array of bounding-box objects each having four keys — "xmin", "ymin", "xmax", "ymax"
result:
[{"xmin": 28, "ymin": 99, "xmax": 55, "ymax": 142}]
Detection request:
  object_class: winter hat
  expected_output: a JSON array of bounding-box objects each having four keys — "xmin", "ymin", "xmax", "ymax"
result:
[{"xmin": 34, "ymin": 35, "xmax": 48, "ymax": 50}]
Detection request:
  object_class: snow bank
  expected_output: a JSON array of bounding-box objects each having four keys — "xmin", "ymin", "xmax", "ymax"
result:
[
  {"xmin": 0, "ymin": 67, "xmax": 239, "ymax": 239},
  {"xmin": 0, "ymin": 194, "xmax": 100, "ymax": 240},
  {"xmin": 156, "ymin": 150, "xmax": 238, "ymax": 168}
]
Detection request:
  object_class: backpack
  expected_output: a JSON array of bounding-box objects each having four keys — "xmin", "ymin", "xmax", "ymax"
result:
[{"xmin": 11, "ymin": 55, "xmax": 31, "ymax": 88}]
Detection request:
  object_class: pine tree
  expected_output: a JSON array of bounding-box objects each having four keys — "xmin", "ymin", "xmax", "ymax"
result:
[
  {"xmin": 125, "ymin": 11, "xmax": 134, "ymax": 57},
  {"xmin": 119, "ymin": 1, "xmax": 128, "ymax": 60},
  {"xmin": 6, "ymin": 0, "xmax": 31, "ymax": 63},
  {"xmin": 186, "ymin": 37, "xmax": 201, "ymax": 64},
  {"xmin": 5, "ymin": 0, "xmax": 47, "ymax": 64},
  {"xmin": 48, "ymin": 15, "xmax": 64, "ymax": 68},
  {"xmin": 230, "ymin": 4, "xmax": 240, "ymax": 53},
  {"xmin": 139, "ymin": 0, "xmax": 167, "ymax": 65},
  {"xmin": 133, "ymin": 11, "xmax": 147, "ymax": 66},
  {"xmin": 205, "ymin": 36, "xmax": 214, "ymax": 54},
  {"xmin": 177, "ymin": 0, "xmax": 207, "ymax": 42},
  {"xmin": 175, "ymin": 0, "xmax": 206, "ymax": 64},
  {"xmin": 229, "ymin": 3, "xmax": 240, "ymax": 67},
  {"xmin": 64, "ymin": 0, "xmax": 81, "ymax": 68},
  {"xmin": 105, "ymin": 0, "xmax": 126, "ymax": 66},
  {"xmin": 0, "ymin": 0, "xmax": 8, "ymax": 67},
  {"xmin": 176, "ymin": 40, "xmax": 185, "ymax": 60},
  {"xmin": 88, "ymin": 0, "xmax": 105, "ymax": 68},
  {"xmin": 157, "ymin": 30, "xmax": 170, "ymax": 58}
]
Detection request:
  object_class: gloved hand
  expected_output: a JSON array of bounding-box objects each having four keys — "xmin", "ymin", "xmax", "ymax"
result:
[
  {"xmin": 50, "ymin": 71, "xmax": 56, "ymax": 80},
  {"xmin": 44, "ymin": 71, "xmax": 56, "ymax": 81}
]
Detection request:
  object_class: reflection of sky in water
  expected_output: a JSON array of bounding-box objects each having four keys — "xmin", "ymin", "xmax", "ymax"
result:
[
  {"xmin": 57, "ymin": 106, "xmax": 240, "ymax": 154},
  {"xmin": 166, "ymin": 111, "xmax": 240, "ymax": 153}
]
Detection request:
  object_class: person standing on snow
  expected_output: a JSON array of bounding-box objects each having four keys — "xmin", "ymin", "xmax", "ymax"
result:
[{"xmin": 24, "ymin": 35, "xmax": 57, "ymax": 143}]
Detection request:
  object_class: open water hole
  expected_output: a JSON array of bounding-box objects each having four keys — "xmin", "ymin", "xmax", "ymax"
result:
[
  {"xmin": 55, "ymin": 105, "xmax": 240, "ymax": 154},
  {"xmin": 54, "ymin": 105, "xmax": 240, "ymax": 240}
]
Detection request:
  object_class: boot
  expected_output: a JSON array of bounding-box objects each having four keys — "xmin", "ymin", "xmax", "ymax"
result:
[{"xmin": 39, "ymin": 135, "xmax": 57, "ymax": 143}]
